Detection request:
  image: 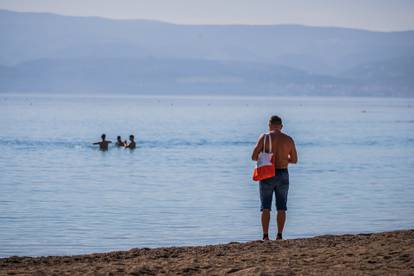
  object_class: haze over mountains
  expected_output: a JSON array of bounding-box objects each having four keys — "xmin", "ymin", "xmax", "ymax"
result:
[{"xmin": 0, "ymin": 9, "xmax": 413, "ymax": 96}]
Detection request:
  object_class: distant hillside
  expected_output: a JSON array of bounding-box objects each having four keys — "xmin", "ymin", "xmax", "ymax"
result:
[
  {"xmin": 2, "ymin": 57, "xmax": 410, "ymax": 97},
  {"xmin": 0, "ymin": 58, "xmax": 350, "ymax": 95},
  {"xmin": 343, "ymin": 57, "xmax": 414, "ymax": 86},
  {"xmin": 1, "ymin": 10, "xmax": 414, "ymax": 74},
  {"xmin": 0, "ymin": 10, "xmax": 413, "ymax": 96}
]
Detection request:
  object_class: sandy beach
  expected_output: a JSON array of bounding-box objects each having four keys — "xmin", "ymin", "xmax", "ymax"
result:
[{"xmin": 1, "ymin": 230, "xmax": 413, "ymax": 275}]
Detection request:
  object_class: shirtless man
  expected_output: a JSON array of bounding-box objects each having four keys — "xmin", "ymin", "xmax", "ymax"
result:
[
  {"xmin": 115, "ymin": 136, "xmax": 125, "ymax": 147},
  {"xmin": 93, "ymin": 134, "xmax": 112, "ymax": 151},
  {"xmin": 125, "ymin": 135, "xmax": 136, "ymax": 149},
  {"xmin": 251, "ymin": 115, "xmax": 298, "ymax": 240}
]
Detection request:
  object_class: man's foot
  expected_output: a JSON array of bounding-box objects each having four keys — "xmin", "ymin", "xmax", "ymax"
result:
[
  {"xmin": 262, "ymin": 233, "xmax": 269, "ymax": 241},
  {"xmin": 276, "ymin": 233, "xmax": 283, "ymax": 240}
]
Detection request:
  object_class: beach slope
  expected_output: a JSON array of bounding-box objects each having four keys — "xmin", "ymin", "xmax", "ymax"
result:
[{"xmin": 1, "ymin": 230, "xmax": 413, "ymax": 275}]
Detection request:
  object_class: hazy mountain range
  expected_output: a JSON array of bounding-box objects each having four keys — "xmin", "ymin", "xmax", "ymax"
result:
[{"xmin": 0, "ymin": 9, "xmax": 413, "ymax": 96}]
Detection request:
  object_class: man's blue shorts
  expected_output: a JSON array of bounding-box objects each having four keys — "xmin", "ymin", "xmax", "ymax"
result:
[{"xmin": 259, "ymin": 169, "xmax": 289, "ymax": 211}]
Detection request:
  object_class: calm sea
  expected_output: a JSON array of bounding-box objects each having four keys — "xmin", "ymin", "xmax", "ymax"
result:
[{"xmin": 0, "ymin": 95, "xmax": 413, "ymax": 257}]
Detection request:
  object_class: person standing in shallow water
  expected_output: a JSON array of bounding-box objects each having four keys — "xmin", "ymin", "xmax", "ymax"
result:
[
  {"xmin": 251, "ymin": 115, "xmax": 298, "ymax": 240},
  {"xmin": 93, "ymin": 134, "xmax": 112, "ymax": 151},
  {"xmin": 115, "ymin": 136, "xmax": 125, "ymax": 147},
  {"xmin": 125, "ymin": 135, "xmax": 136, "ymax": 149}
]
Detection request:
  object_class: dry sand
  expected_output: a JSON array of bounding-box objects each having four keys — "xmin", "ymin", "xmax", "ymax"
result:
[{"xmin": 1, "ymin": 230, "xmax": 413, "ymax": 275}]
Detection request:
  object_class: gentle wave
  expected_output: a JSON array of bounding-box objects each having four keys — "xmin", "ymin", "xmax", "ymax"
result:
[
  {"xmin": 0, "ymin": 138, "xmax": 255, "ymax": 149},
  {"xmin": 0, "ymin": 137, "xmax": 412, "ymax": 150}
]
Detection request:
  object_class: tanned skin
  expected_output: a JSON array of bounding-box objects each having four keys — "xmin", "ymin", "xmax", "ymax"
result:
[
  {"xmin": 251, "ymin": 122, "xmax": 298, "ymax": 240},
  {"xmin": 115, "ymin": 136, "xmax": 125, "ymax": 147},
  {"xmin": 93, "ymin": 134, "xmax": 112, "ymax": 151},
  {"xmin": 125, "ymin": 135, "xmax": 136, "ymax": 149}
]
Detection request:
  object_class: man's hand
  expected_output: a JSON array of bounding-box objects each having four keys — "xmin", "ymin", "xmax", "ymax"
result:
[{"xmin": 288, "ymin": 140, "xmax": 298, "ymax": 164}]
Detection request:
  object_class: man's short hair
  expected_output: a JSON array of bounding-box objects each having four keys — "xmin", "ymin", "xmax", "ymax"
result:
[{"xmin": 269, "ymin": 115, "xmax": 282, "ymax": 125}]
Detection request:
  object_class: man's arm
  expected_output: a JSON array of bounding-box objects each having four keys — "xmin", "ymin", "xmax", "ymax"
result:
[
  {"xmin": 251, "ymin": 134, "xmax": 265, "ymax": 161},
  {"xmin": 288, "ymin": 139, "xmax": 298, "ymax": 164},
  {"xmin": 93, "ymin": 142, "xmax": 100, "ymax": 145}
]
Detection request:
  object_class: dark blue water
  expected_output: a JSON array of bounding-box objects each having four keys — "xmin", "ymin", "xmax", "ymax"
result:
[{"xmin": 0, "ymin": 95, "xmax": 413, "ymax": 257}]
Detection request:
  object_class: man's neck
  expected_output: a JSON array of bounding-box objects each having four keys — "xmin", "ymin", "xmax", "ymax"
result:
[{"xmin": 269, "ymin": 129, "xmax": 281, "ymax": 133}]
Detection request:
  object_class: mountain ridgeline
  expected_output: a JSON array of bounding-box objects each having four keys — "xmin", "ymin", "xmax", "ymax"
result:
[{"xmin": 0, "ymin": 9, "xmax": 413, "ymax": 96}]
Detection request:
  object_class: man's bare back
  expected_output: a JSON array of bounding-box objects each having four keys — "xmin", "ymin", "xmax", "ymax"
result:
[
  {"xmin": 252, "ymin": 131, "xmax": 297, "ymax": 169},
  {"xmin": 93, "ymin": 134, "xmax": 112, "ymax": 151}
]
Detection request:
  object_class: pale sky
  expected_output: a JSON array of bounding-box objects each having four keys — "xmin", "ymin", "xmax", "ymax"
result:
[{"xmin": 1, "ymin": 0, "xmax": 414, "ymax": 31}]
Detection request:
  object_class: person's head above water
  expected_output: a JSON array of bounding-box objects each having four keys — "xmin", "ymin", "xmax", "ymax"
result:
[
  {"xmin": 129, "ymin": 135, "xmax": 134, "ymax": 141},
  {"xmin": 117, "ymin": 136, "xmax": 122, "ymax": 141},
  {"xmin": 269, "ymin": 115, "xmax": 283, "ymax": 131},
  {"xmin": 101, "ymin": 134, "xmax": 106, "ymax": 140}
]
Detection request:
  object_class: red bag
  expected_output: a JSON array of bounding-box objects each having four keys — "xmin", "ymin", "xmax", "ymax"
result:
[{"xmin": 253, "ymin": 134, "xmax": 275, "ymax": 181}]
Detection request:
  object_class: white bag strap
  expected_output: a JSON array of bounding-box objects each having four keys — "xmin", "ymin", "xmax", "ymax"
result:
[
  {"xmin": 268, "ymin": 133, "xmax": 272, "ymax": 152},
  {"xmin": 262, "ymin": 133, "xmax": 272, "ymax": 153}
]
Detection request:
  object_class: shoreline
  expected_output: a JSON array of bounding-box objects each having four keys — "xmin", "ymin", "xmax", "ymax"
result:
[{"xmin": 1, "ymin": 230, "xmax": 413, "ymax": 275}]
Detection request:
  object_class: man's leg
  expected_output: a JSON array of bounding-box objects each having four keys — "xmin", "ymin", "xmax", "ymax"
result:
[
  {"xmin": 276, "ymin": 210, "xmax": 286, "ymax": 239},
  {"xmin": 261, "ymin": 209, "xmax": 271, "ymax": 240},
  {"xmin": 259, "ymin": 179, "xmax": 274, "ymax": 240},
  {"xmin": 275, "ymin": 170, "xmax": 289, "ymax": 240}
]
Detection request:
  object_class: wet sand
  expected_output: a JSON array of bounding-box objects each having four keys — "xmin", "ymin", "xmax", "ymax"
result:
[{"xmin": 1, "ymin": 230, "xmax": 413, "ymax": 275}]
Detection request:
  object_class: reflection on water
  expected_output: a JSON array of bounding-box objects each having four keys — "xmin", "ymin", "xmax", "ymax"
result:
[{"xmin": 0, "ymin": 95, "xmax": 413, "ymax": 257}]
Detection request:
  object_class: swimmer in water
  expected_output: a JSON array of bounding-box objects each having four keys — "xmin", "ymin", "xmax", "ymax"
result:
[
  {"xmin": 93, "ymin": 134, "xmax": 112, "ymax": 151},
  {"xmin": 115, "ymin": 136, "xmax": 125, "ymax": 147},
  {"xmin": 126, "ymin": 135, "xmax": 136, "ymax": 149}
]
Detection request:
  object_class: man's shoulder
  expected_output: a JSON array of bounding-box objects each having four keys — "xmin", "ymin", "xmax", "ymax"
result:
[
  {"xmin": 257, "ymin": 133, "xmax": 266, "ymax": 141},
  {"xmin": 279, "ymin": 132, "xmax": 291, "ymax": 139},
  {"xmin": 280, "ymin": 132, "xmax": 295, "ymax": 143}
]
